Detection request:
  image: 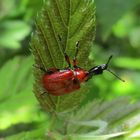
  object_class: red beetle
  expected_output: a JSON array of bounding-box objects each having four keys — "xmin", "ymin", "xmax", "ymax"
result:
[{"xmin": 36, "ymin": 41, "xmax": 124, "ymax": 96}]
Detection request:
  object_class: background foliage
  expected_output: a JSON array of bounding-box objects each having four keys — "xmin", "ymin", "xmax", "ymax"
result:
[{"xmin": 0, "ymin": 0, "xmax": 140, "ymax": 139}]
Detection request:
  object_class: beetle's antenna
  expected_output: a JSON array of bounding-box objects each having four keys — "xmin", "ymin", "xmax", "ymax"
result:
[
  {"xmin": 106, "ymin": 55, "xmax": 125, "ymax": 82},
  {"xmin": 107, "ymin": 69, "xmax": 125, "ymax": 82},
  {"xmin": 106, "ymin": 55, "xmax": 113, "ymax": 66}
]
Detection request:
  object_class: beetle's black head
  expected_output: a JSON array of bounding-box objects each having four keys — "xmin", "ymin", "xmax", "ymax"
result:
[
  {"xmin": 88, "ymin": 55, "xmax": 112, "ymax": 75},
  {"xmin": 87, "ymin": 55, "xmax": 125, "ymax": 82}
]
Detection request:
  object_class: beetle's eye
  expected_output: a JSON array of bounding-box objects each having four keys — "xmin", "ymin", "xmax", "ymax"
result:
[{"xmin": 101, "ymin": 64, "xmax": 107, "ymax": 70}]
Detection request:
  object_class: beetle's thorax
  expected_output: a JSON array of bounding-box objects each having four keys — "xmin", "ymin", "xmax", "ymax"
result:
[
  {"xmin": 73, "ymin": 68, "xmax": 88, "ymax": 82},
  {"xmin": 59, "ymin": 68, "xmax": 88, "ymax": 82}
]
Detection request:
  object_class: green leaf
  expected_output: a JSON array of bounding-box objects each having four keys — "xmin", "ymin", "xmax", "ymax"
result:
[
  {"xmin": 129, "ymin": 27, "xmax": 140, "ymax": 48},
  {"xmin": 5, "ymin": 97, "xmax": 140, "ymax": 140},
  {"xmin": 0, "ymin": 20, "xmax": 31, "ymax": 48},
  {"xmin": 114, "ymin": 57, "xmax": 140, "ymax": 70},
  {"xmin": 30, "ymin": 0, "xmax": 96, "ymax": 112},
  {"xmin": 0, "ymin": 0, "xmax": 15, "ymax": 19},
  {"xmin": 95, "ymin": 0, "xmax": 140, "ymax": 40},
  {"xmin": 0, "ymin": 56, "xmax": 38, "ymax": 130},
  {"xmin": 5, "ymin": 124, "xmax": 47, "ymax": 140},
  {"xmin": 66, "ymin": 97, "xmax": 140, "ymax": 139}
]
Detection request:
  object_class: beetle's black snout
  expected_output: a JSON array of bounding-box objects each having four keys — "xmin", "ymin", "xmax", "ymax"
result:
[
  {"xmin": 88, "ymin": 64, "xmax": 107, "ymax": 77},
  {"xmin": 88, "ymin": 56, "xmax": 112, "ymax": 75},
  {"xmin": 87, "ymin": 55, "xmax": 125, "ymax": 82}
]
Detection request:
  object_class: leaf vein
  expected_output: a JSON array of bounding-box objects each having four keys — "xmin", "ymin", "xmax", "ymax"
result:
[
  {"xmin": 54, "ymin": 0, "xmax": 67, "ymax": 29},
  {"xmin": 36, "ymin": 21, "xmax": 57, "ymax": 67}
]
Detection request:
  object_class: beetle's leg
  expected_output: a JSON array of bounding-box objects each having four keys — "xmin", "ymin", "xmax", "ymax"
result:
[
  {"xmin": 33, "ymin": 64, "xmax": 59, "ymax": 74},
  {"xmin": 64, "ymin": 52, "xmax": 71, "ymax": 68},
  {"xmin": 47, "ymin": 68, "xmax": 60, "ymax": 74},
  {"xmin": 73, "ymin": 41, "xmax": 80, "ymax": 68},
  {"xmin": 58, "ymin": 34, "xmax": 62, "ymax": 42},
  {"xmin": 73, "ymin": 78, "xmax": 80, "ymax": 89},
  {"xmin": 33, "ymin": 64, "xmax": 46, "ymax": 72},
  {"xmin": 58, "ymin": 35, "xmax": 71, "ymax": 68}
]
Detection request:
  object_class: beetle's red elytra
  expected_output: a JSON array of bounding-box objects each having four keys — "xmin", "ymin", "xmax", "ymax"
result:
[
  {"xmin": 43, "ymin": 68, "xmax": 88, "ymax": 96},
  {"xmin": 35, "ymin": 40, "xmax": 124, "ymax": 96}
]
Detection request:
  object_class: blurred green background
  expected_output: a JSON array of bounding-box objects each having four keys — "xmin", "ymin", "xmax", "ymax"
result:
[{"xmin": 0, "ymin": 0, "xmax": 140, "ymax": 139}]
